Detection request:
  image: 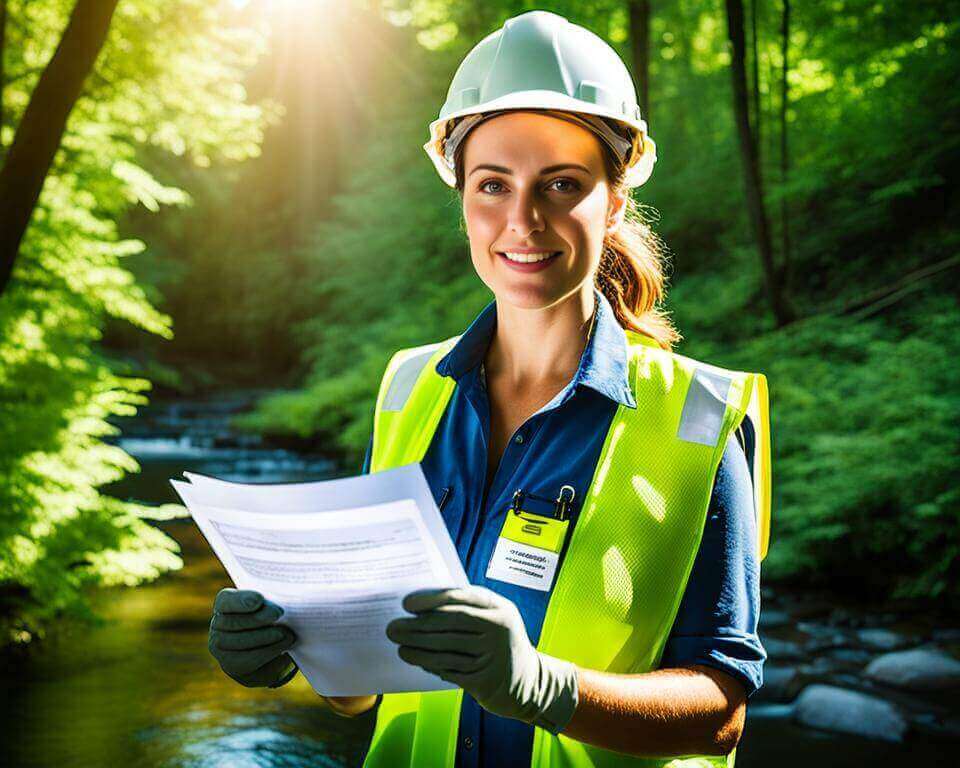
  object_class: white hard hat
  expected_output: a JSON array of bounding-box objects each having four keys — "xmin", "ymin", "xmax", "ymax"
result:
[{"xmin": 424, "ymin": 10, "xmax": 657, "ymax": 189}]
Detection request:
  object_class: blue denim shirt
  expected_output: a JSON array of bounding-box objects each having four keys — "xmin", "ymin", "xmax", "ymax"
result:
[{"xmin": 362, "ymin": 289, "xmax": 765, "ymax": 768}]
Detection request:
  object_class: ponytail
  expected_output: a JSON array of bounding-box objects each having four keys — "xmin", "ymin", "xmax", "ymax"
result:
[{"xmin": 596, "ymin": 193, "xmax": 680, "ymax": 350}]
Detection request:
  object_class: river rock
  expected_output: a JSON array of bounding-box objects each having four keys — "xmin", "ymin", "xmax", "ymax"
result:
[
  {"xmin": 909, "ymin": 711, "xmax": 960, "ymax": 741},
  {"xmin": 824, "ymin": 647, "xmax": 873, "ymax": 668},
  {"xmin": 754, "ymin": 665, "xmax": 804, "ymax": 703},
  {"xmin": 865, "ymin": 647, "xmax": 960, "ymax": 691},
  {"xmin": 759, "ymin": 608, "xmax": 791, "ymax": 629},
  {"xmin": 793, "ymin": 684, "xmax": 908, "ymax": 742},
  {"xmin": 796, "ymin": 620, "xmax": 828, "ymax": 636},
  {"xmin": 761, "ymin": 636, "xmax": 806, "ymax": 662},
  {"xmin": 932, "ymin": 628, "xmax": 960, "ymax": 644},
  {"xmin": 805, "ymin": 631, "xmax": 851, "ymax": 653},
  {"xmin": 799, "ymin": 655, "xmax": 843, "ymax": 677},
  {"xmin": 856, "ymin": 628, "xmax": 915, "ymax": 652},
  {"xmin": 829, "ymin": 607, "xmax": 857, "ymax": 627}
]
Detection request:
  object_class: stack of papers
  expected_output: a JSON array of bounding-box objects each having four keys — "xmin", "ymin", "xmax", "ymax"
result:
[{"xmin": 170, "ymin": 463, "xmax": 469, "ymax": 696}]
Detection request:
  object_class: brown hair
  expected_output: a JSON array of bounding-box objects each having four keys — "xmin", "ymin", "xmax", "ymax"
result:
[{"xmin": 452, "ymin": 119, "xmax": 680, "ymax": 350}]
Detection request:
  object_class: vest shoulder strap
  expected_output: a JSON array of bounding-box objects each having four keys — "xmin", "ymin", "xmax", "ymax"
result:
[
  {"xmin": 628, "ymin": 334, "xmax": 771, "ymax": 561},
  {"xmin": 371, "ymin": 336, "xmax": 460, "ymax": 473},
  {"xmin": 377, "ymin": 336, "xmax": 460, "ymax": 413}
]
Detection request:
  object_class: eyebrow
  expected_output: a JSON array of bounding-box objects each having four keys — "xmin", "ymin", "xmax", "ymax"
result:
[{"xmin": 468, "ymin": 163, "xmax": 591, "ymax": 177}]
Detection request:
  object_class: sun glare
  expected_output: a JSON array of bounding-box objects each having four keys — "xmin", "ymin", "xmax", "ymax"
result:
[{"xmin": 230, "ymin": 0, "xmax": 318, "ymax": 10}]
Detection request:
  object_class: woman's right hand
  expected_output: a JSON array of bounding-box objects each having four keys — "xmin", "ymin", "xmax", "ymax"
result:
[{"xmin": 209, "ymin": 588, "xmax": 299, "ymax": 688}]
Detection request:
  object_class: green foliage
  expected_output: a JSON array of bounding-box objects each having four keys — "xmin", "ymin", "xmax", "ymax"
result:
[
  {"xmin": 692, "ymin": 292, "xmax": 960, "ymax": 599},
  {"xmin": 237, "ymin": 1, "xmax": 960, "ymax": 601},
  {"xmin": 232, "ymin": 84, "xmax": 493, "ymax": 455},
  {"xmin": 5, "ymin": 0, "xmax": 958, "ymax": 652},
  {"xmin": 0, "ymin": 0, "xmax": 271, "ymax": 645}
]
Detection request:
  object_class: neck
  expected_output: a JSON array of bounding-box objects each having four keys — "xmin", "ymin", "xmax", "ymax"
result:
[{"xmin": 485, "ymin": 286, "xmax": 596, "ymax": 388}]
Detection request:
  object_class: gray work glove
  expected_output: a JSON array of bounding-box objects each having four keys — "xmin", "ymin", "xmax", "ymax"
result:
[
  {"xmin": 208, "ymin": 588, "xmax": 299, "ymax": 688},
  {"xmin": 385, "ymin": 586, "xmax": 579, "ymax": 734}
]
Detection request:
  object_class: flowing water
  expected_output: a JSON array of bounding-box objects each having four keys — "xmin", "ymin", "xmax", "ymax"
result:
[{"xmin": 0, "ymin": 396, "xmax": 952, "ymax": 767}]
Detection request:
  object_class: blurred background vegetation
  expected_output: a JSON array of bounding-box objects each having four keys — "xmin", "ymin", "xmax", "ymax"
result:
[{"xmin": 0, "ymin": 0, "xmax": 957, "ymax": 653}]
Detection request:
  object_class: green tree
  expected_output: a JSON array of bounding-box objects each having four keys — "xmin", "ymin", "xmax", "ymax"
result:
[{"xmin": 0, "ymin": 0, "xmax": 275, "ymax": 646}]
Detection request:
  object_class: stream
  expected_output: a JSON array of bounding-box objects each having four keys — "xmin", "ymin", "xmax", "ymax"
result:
[{"xmin": 0, "ymin": 393, "xmax": 953, "ymax": 767}]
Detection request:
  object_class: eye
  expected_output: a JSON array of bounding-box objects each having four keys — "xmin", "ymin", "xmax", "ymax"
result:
[
  {"xmin": 548, "ymin": 178, "xmax": 580, "ymax": 193},
  {"xmin": 479, "ymin": 179, "xmax": 505, "ymax": 194},
  {"xmin": 478, "ymin": 178, "xmax": 581, "ymax": 195}
]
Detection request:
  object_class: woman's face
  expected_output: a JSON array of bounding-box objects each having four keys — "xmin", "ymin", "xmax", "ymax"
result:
[{"xmin": 460, "ymin": 111, "xmax": 626, "ymax": 311}]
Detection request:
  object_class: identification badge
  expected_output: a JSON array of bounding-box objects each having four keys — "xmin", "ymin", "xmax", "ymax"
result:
[{"xmin": 485, "ymin": 487, "xmax": 574, "ymax": 592}]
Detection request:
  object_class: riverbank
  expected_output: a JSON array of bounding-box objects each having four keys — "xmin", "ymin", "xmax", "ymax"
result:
[
  {"xmin": 3, "ymin": 516, "xmax": 956, "ymax": 767},
  {"xmin": 753, "ymin": 585, "xmax": 960, "ymax": 744}
]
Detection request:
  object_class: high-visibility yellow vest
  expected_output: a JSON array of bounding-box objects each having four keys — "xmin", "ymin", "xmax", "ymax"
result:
[{"xmin": 362, "ymin": 329, "xmax": 771, "ymax": 768}]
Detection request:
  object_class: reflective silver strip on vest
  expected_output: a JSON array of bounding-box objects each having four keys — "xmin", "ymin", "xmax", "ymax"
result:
[
  {"xmin": 677, "ymin": 368, "xmax": 732, "ymax": 447},
  {"xmin": 381, "ymin": 347, "xmax": 438, "ymax": 412}
]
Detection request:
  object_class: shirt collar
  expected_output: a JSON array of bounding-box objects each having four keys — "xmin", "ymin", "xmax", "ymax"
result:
[{"xmin": 435, "ymin": 287, "xmax": 636, "ymax": 409}]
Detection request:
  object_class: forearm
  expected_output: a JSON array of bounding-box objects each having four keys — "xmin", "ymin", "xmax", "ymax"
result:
[{"xmin": 561, "ymin": 664, "xmax": 746, "ymax": 757}]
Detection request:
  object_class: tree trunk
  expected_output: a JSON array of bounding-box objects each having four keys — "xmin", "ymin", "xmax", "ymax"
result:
[
  {"xmin": 0, "ymin": 0, "xmax": 7, "ymax": 153},
  {"xmin": 724, "ymin": 0, "xmax": 793, "ymax": 325},
  {"xmin": 779, "ymin": 0, "xmax": 791, "ymax": 289},
  {"xmin": 670, "ymin": 7, "xmax": 694, "ymax": 148},
  {"xmin": 0, "ymin": 0, "xmax": 120, "ymax": 298},
  {"xmin": 628, "ymin": 0, "xmax": 651, "ymax": 124},
  {"xmin": 750, "ymin": 0, "xmax": 761, "ymax": 164}
]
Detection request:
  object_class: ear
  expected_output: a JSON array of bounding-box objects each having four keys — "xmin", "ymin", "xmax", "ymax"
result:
[{"xmin": 606, "ymin": 190, "xmax": 628, "ymax": 235}]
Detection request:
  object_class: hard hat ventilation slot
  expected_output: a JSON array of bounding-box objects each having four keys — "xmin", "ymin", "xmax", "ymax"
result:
[
  {"xmin": 457, "ymin": 87, "xmax": 480, "ymax": 110},
  {"xmin": 576, "ymin": 81, "xmax": 618, "ymax": 112}
]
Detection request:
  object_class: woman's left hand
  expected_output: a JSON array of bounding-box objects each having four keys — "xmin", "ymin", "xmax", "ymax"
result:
[{"xmin": 385, "ymin": 585, "xmax": 579, "ymax": 733}]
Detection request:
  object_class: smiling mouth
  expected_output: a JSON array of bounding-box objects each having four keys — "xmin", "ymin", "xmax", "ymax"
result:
[{"xmin": 497, "ymin": 251, "xmax": 562, "ymax": 264}]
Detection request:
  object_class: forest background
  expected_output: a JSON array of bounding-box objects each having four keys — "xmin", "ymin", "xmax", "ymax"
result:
[{"xmin": 0, "ymin": 0, "xmax": 957, "ymax": 649}]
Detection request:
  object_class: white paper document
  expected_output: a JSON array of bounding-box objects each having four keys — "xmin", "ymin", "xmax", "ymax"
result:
[{"xmin": 169, "ymin": 463, "xmax": 469, "ymax": 696}]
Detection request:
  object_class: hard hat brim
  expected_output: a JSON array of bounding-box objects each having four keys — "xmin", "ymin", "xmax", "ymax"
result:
[{"xmin": 424, "ymin": 90, "xmax": 656, "ymax": 189}]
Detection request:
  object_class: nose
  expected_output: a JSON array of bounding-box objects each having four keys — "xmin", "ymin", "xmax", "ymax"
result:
[{"xmin": 506, "ymin": 186, "xmax": 545, "ymax": 238}]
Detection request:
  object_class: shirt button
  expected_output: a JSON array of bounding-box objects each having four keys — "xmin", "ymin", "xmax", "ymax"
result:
[
  {"xmin": 463, "ymin": 736, "xmax": 474, "ymax": 750},
  {"xmin": 514, "ymin": 433, "xmax": 524, "ymax": 445}
]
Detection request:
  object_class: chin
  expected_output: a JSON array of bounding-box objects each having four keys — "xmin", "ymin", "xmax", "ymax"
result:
[{"xmin": 492, "ymin": 282, "xmax": 574, "ymax": 311}]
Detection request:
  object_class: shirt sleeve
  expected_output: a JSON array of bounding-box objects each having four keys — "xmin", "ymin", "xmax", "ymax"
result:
[{"xmin": 659, "ymin": 420, "xmax": 767, "ymax": 697}]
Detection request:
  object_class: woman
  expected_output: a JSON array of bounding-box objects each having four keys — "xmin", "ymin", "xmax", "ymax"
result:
[{"xmin": 207, "ymin": 10, "xmax": 771, "ymax": 768}]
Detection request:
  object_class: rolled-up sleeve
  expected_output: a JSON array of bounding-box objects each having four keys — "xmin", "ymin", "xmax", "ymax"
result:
[{"xmin": 659, "ymin": 424, "xmax": 766, "ymax": 696}]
